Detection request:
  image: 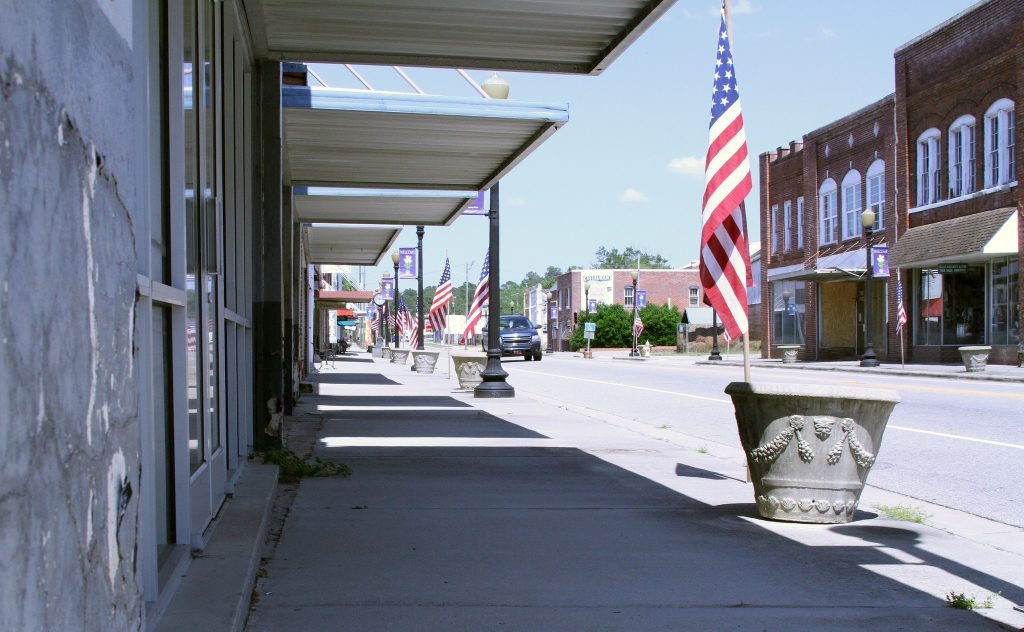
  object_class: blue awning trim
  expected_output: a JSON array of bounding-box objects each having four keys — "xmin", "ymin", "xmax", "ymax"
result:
[{"xmin": 282, "ymin": 86, "xmax": 569, "ymax": 124}]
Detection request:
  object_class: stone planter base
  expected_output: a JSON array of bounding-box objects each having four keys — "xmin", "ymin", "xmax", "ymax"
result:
[
  {"xmin": 725, "ymin": 382, "xmax": 899, "ymax": 524},
  {"xmin": 582, "ymin": 350, "xmax": 593, "ymax": 359},
  {"xmin": 777, "ymin": 345, "xmax": 800, "ymax": 364},
  {"xmin": 451, "ymin": 352, "xmax": 487, "ymax": 390},
  {"xmin": 390, "ymin": 348, "xmax": 410, "ymax": 365},
  {"xmin": 958, "ymin": 345, "xmax": 991, "ymax": 372},
  {"xmin": 411, "ymin": 350, "xmax": 440, "ymax": 374},
  {"xmin": 381, "ymin": 347, "xmax": 393, "ymax": 361}
]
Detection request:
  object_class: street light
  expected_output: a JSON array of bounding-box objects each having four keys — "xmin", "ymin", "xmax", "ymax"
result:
[
  {"xmin": 709, "ymin": 310, "xmax": 722, "ymax": 361},
  {"xmin": 391, "ymin": 251, "xmax": 401, "ymax": 349},
  {"xmin": 629, "ymin": 270, "xmax": 640, "ymax": 357},
  {"xmin": 860, "ymin": 208, "xmax": 880, "ymax": 367},
  {"xmin": 546, "ymin": 290, "xmax": 556, "ymax": 354},
  {"xmin": 475, "ymin": 181, "xmax": 515, "ymax": 398},
  {"xmin": 584, "ymin": 282, "xmax": 591, "ymax": 316}
]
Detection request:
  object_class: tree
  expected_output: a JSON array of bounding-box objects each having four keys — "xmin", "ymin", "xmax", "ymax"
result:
[
  {"xmin": 635, "ymin": 303, "xmax": 682, "ymax": 346},
  {"xmin": 569, "ymin": 304, "xmax": 632, "ymax": 350},
  {"xmin": 593, "ymin": 246, "xmax": 671, "ymax": 270}
]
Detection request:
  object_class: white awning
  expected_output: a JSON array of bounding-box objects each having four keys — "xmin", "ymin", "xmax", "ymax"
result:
[
  {"xmin": 294, "ymin": 188, "xmax": 477, "ymax": 227},
  {"xmin": 303, "ymin": 225, "xmax": 401, "ymax": 266},
  {"xmin": 282, "ymin": 87, "xmax": 569, "ymax": 191},
  {"xmin": 242, "ymin": 0, "xmax": 676, "ymax": 75}
]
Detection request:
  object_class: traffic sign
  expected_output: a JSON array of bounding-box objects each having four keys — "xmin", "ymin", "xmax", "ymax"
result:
[{"xmin": 584, "ymin": 322, "xmax": 596, "ymax": 333}]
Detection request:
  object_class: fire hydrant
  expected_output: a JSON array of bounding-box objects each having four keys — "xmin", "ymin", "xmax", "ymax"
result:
[{"xmin": 640, "ymin": 341, "xmax": 652, "ymax": 358}]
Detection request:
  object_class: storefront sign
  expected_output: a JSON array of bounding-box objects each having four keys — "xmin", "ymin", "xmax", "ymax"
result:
[
  {"xmin": 872, "ymin": 247, "xmax": 890, "ymax": 277},
  {"xmin": 398, "ymin": 247, "xmax": 417, "ymax": 279},
  {"xmin": 938, "ymin": 263, "xmax": 968, "ymax": 275}
]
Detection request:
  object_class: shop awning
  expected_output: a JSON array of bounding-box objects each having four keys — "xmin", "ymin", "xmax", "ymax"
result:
[
  {"xmin": 242, "ymin": 0, "xmax": 676, "ymax": 75},
  {"xmin": 890, "ymin": 207, "xmax": 1018, "ymax": 268},
  {"xmin": 282, "ymin": 87, "xmax": 568, "ymax": 192},
  {"xmin": 681, "ymin": 307, "xmax": 714, "ymax": 326},
  {"xmin": 294, "ymin": 187, "xmax": 478, "ymax": 227},
  {"xmin": 303, "ymin": 225, "xmax": 401, "ymax": 266},
  {"xmin": 766, "ymin": 248, "xmax": 870, "ymax": 283}
]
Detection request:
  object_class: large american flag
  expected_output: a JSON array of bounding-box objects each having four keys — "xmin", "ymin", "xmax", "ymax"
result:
[
  {"xmin": 428, "ymin": 257, "xmax": 453, "ymax": 333},
  {"xmin": 463, "ymin": 251, "xmax": 490, "ymax": 339},
  {"xmin": 699, "ymin": 5, "xmax": 753, "ymax": 341},
  {"xmin": 895, "ymin": 276, "xmax": 908, "ymax": 334}
]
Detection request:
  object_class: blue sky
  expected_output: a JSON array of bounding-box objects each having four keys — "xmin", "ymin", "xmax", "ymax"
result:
[{"xmin": 312, "ymin": 0, "xmax": 975, "ymax": 290}]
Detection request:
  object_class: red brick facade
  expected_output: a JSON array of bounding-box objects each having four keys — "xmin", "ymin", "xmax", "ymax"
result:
[
  {"xmin": 549, "ymin": 269, "xmax": 701, "ymax": 351},
  {"xmin": 761, "ymin": 0, "xmax": 1023, "ymax": 365}
]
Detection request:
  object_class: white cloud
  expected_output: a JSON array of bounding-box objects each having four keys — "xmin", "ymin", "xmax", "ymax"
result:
[
  {"xmin": 666, "ymin": 156, "xmax": 704, "ymax": 177},
  {"xmin": 506, "ymin": 196, "xmax": 528, "ymax": 208},
  {"xmin": 817, "ymin": 26, "xmax": 837, "ymax": 39},
  {"xmin": 621, "ymin": 188, "xmax": 651, "ymax": 203}
]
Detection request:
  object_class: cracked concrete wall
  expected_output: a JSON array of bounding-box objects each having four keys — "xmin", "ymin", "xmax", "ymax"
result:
[{"xmin": 1, "ymin": 1, "xmax": 144, "ymax": 629}]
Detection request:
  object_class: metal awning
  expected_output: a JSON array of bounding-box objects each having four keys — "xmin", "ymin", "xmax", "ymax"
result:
[
  {"xmin": 767, "ymin": 248, "xmax": 871, "ymax": 283},
  {"xmin": 294, "ymin": 187, "xmax": 477, "ymax": 227},
  {"xmin": 890, "ymin": 207, "xmax": 1018, "ymax": 268},
  {"xmin": 283, "ymin": 87, "xmax": 569, "ymax": 191},
  {"xmin": 681, "ymin": 307, "xmax": 714, "ymax": 326},
  {"xmin": 303, "ymin": 225, "xmax": 401, "ymax": 266},
  {"xmin": 242, "ymin": 0, "xmax": 676, "ymax": 74}
]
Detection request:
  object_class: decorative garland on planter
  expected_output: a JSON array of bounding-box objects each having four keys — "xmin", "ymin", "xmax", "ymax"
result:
[{"xmin": 748, "ymin": 415, "xmax": 876, "ymax": 467}]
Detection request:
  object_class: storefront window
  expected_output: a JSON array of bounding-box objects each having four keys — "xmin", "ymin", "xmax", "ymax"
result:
[
  {"xmin": 915, "ymin": 266, "xmax": 985, "ymax": 345},
  {"xmin": 991, "ymin": 257, "xmax": 1020, "ymax": 345},
  {"xmin": 772, "ymin": 281, "xmax": 806, "ymax": 345}
]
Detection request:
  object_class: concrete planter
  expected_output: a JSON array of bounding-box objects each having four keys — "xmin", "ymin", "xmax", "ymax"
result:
[
  {"xmin": 582, "ymin": 350, "xmax": 593, "ymax": 359},
  {"xmin": 371, "ymin": 339, "xmax": 383, "ymax": 358},
  {"xmin": 390, "ymin": 348, "xmax": 410, "ymax": 365},
  {"xmin": 451, "ymin": 352, "xmax": 487, "ymax": 391},
  {"xmin": 381, "ymin": 347, "xmax": 393, "ymax": 361},
  {"xmin": 777, "ymin": 345, "xmax": 800, "ymax": 364},
  {"xmin": 725, "ymin": 382, "xmax": 899, "ymax": 524},
  {"xmin": 411, "ymin": 350, "xmax": 440, "ymax": 374},
  {"xmin": 958, "ymin": 346, "xmax": 991, "ymax": 372}
]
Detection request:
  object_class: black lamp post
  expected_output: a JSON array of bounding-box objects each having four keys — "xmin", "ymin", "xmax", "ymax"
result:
[
  {"xmin": 546, "ymin": 290, "xmax": 555, "ymax": 354},
  {"xmin": 391, "ymin": 251, "xmax": 401, "ymax": 349},
  {"xmin": 709, "ymin": 309, "xmax": 723, "ymax": 361},
  {"xmin": 382, "ymin": 295, "xmax": 390, "ymax": 348},
  {"xmin": 861, "ymin": 208, "xmax": 880, "ymax": 367},
  {"xmin": 584, "ymin": 282, "xmax": 590, "ymax": 317},
  {"xmin": 629, "ymin": 270, "xmax": 640, "ymax": 357},
  {"xmin": 416, "ymin": 226, "xmax": 425, "ymax": 350},
  {"xmin": 475, "ymin": 181, "xmax": 514, "ymax": 398}
]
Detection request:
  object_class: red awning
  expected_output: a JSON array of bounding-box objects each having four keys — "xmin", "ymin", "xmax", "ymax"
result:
[{"xmin": 335, "ymin": 309, "xmax": 355, "ymax": 317}]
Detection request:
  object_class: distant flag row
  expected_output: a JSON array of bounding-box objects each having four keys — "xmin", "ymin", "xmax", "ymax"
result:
[
  {"xmin": 463, "ymin": 250, "xmax": 490, "ymax": 339},
  {"xmin": 428, "ymin": 257, "xmax": 453, "ymax": 333}
]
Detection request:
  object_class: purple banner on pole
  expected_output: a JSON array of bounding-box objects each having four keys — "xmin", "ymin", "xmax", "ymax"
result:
[
  {"xmin": 872, "ymin": 246, "xmax": 890, "ymax": 277},
  {"xmin": 398, "ymin": 247, "xmax": 417, "ymax": 279},
  {"xmin": 463, "ymin": 191, "xmax": 487, "ymax": 216},
  {"xmin": 380, "ymin": 277, "xmax": 394, "ymax": 300},
  {"xmin": 366, "ymin": 303, "xmax": 375, "ymax": 318},
  {"xmin": 636, "ymin": 290, "xmax": 647, "ymax": 309},
  {"xmin": 549, "ymin": 305, "xmax": 558, "ymax": 321},
  {"xmin": 587, "ymin": 299, "xmax": 598, "ymax": 314}
]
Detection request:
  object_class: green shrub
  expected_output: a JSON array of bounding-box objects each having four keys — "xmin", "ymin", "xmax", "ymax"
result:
[{"xmin": 259, "ymin": 448, "xmax": 351, "ymax": 483}]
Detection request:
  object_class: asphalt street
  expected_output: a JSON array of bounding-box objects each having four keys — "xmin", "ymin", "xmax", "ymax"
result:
[{"xmin": 503, "ymin": 353, "xmax": 1024, "ymax": 528}]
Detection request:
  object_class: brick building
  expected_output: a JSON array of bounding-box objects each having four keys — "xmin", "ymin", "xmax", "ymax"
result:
[
  {"xmin": 548, "ymin": 268, "xmax": 701, "ymax": 350},
  {"xmin": 760, "ymin": 0, "xmax": 1022, "ymax": 365}
]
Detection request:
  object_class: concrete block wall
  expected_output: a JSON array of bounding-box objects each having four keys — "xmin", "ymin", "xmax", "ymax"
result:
[{"xmin": 0, "ymin": 1, "xmax": 144, "ymax": 629}]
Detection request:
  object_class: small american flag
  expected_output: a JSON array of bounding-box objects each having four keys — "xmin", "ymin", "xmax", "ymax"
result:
[
  {"xmin": 895, "ymin": 277, "xmax": 908, "ymax": 334},
  {"xmin": 699, "ymin": 3, "xmax": 753, "ymax": 341},
  {"xmin": 633, "ymin": 313, "xmax": 644, "ymax": 339},
  {"xmin": 463, "ymin": 251, "xmax": 490, "ymax": 338},
  {"xmin": 428, "ymin": 257, "xmax": 453, "ymax": 333}
]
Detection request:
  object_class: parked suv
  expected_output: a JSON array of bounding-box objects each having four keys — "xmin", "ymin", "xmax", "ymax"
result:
[{"xmin": 482, "ymin": 314, "xmax": 543, "ymax": 361}]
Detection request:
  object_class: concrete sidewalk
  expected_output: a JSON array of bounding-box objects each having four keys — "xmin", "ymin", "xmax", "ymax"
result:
[{"xmin": 161, "ymin": 347, "xmax": 1024, "ymax": 631}]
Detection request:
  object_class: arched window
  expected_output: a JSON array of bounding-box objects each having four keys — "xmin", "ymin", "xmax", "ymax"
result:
[
  {"xmin": 866, "ymin": 159, "xmax": 885, "ymax": 230},
  {"xmin": 948, "ymin": 115, "xmax": 976, "ymax": 197},
  {"xmin": 916, "ymin": 128, "xmax": 941, "ymax": 206},
  {"xmin": 819, "ymin": 178, "xmax": 838, "ymax": 245},
  {"xmin": 841, "ymin": 170, "xmax": 862, "ymax": 240},
  {"xmin": 984, "ymin": 99, "xmax": 1015, "ymax": 187}
]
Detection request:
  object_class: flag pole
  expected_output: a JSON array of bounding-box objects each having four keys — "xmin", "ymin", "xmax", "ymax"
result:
[{"xmin": 723, "ymin": 0, "xmax": 751, "ymax": 383}]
